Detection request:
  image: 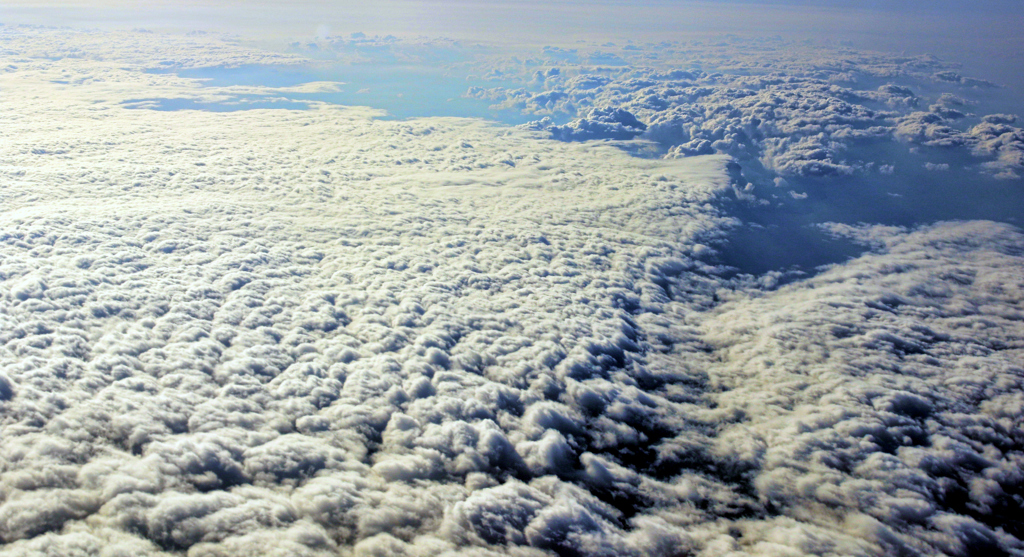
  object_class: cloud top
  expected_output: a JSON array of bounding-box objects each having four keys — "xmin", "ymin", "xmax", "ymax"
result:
[{"xmin": 0, "ymin": 26, "xmax": 1022, "ymax": 557}]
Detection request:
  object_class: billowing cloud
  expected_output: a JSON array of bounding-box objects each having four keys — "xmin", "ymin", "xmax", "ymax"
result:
[
  {"xmin": 522, "ymin": 107, "xmax": 647, "ymax": 141},
  {"xmin": 700, "ymin": 220, "xmax": 1024, "ymax": 556},
  {"xmin": 467, "ymin": 39, "xmax": 1021, "ymax": 185},
  {"xmin": 0, "ymin": 25, "xmax": 1022, "ymax": 557}
]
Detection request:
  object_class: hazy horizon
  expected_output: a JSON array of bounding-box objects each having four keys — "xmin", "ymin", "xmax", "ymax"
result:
[{"xmin": 5, "ymin": 1, "xmax": 1023, "ymax": 100}]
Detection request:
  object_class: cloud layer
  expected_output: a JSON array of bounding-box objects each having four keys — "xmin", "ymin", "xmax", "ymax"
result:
[
  {"xmin": 0, "ymin": 27, "xmax": 1022, "ymax": 557},
  {"xmin": 701, "ymin": 221, "xmax": 1024, "ymax": 555},
  {"xmin": 464, "ymin": 37, "xmax": 1023, "ymax": 182},
  {"xmin": 2, "ymin": 27, "xmax": 736, "ymax": 556}
]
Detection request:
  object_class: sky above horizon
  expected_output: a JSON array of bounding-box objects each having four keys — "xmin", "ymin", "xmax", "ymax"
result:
[{"xmin": 4, "ymin": 1, "xmax": 1023, "ymax": 95}]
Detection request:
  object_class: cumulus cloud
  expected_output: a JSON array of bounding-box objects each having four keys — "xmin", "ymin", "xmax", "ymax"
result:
[
  {"xmin": 701, "ymin": 221, "xmax": 1024, "ymax": 555},
  {"xmin": 0, "ymin": 26, "xmax": 738, "ymax": 557},
  {"xmin": 464, "ymin": 38, "xmax": 1021, "ymax": 188},
  {"xmin": 521, "ymin": 107, "xmax": 647, "ymax": 141},
  {"xmin": 0, "ymin": 25, "xmax": 1021, "ymax": 557}
]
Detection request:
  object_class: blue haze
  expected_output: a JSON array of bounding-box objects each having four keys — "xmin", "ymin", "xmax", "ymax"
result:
[{"xmin": 141, "ymin": 64, "xmax": 539, "ymax": 123}]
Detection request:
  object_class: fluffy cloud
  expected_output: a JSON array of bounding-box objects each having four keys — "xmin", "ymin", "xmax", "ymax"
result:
[
  {"xmin": 700, "ymin": 221, "xmax": 1024, "ymax": 555},
  {"xmin": 523, "ymin": 108, "xmax": 647, "ymax": 141},
  {"xmin": 469, "ymin": 39, "xmax": 1021, "ymax": 185},
  {"xmin": 0, "ymin": 26, "xmax": 737, "ymax": 556},
  {"xmin": 0, "ymin": 26, "xmax": 1021, "ymax": 557}
]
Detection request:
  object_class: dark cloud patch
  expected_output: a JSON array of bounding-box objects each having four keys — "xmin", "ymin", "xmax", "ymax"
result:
[{"xmin": 525, "ymin": 108, "xmax": 648, "ymax": 142}]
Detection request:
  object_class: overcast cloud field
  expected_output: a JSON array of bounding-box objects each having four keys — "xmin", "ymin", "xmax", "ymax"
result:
[{"xmin": 1, "ymin": 2, "xmax": 1023, "ymax": 556}]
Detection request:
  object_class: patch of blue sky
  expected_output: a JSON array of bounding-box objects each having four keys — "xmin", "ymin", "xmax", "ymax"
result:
[
  {"xmin": 146, "ymin": 62, "xmax": 540, "ymax": 123},
  {"xmin": 121, "ymin": 96, "xmax": 310, "ymax": 112}
]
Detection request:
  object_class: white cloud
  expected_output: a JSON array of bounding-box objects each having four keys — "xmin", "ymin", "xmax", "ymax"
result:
[
  {"xmin": 0, "ymin": 26, "xmax": 738, "ymax": 556},
  {"xmin": 1, "ymin": 26, "xmax": 1022, "ymax": 557},
  {"xmin": 700, "ymin": 221, "xmax": 1024, "ymax": 555},
  {"xmin": 467, "ymin": 40, "xmax": 1021, "ymax": 184}
]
